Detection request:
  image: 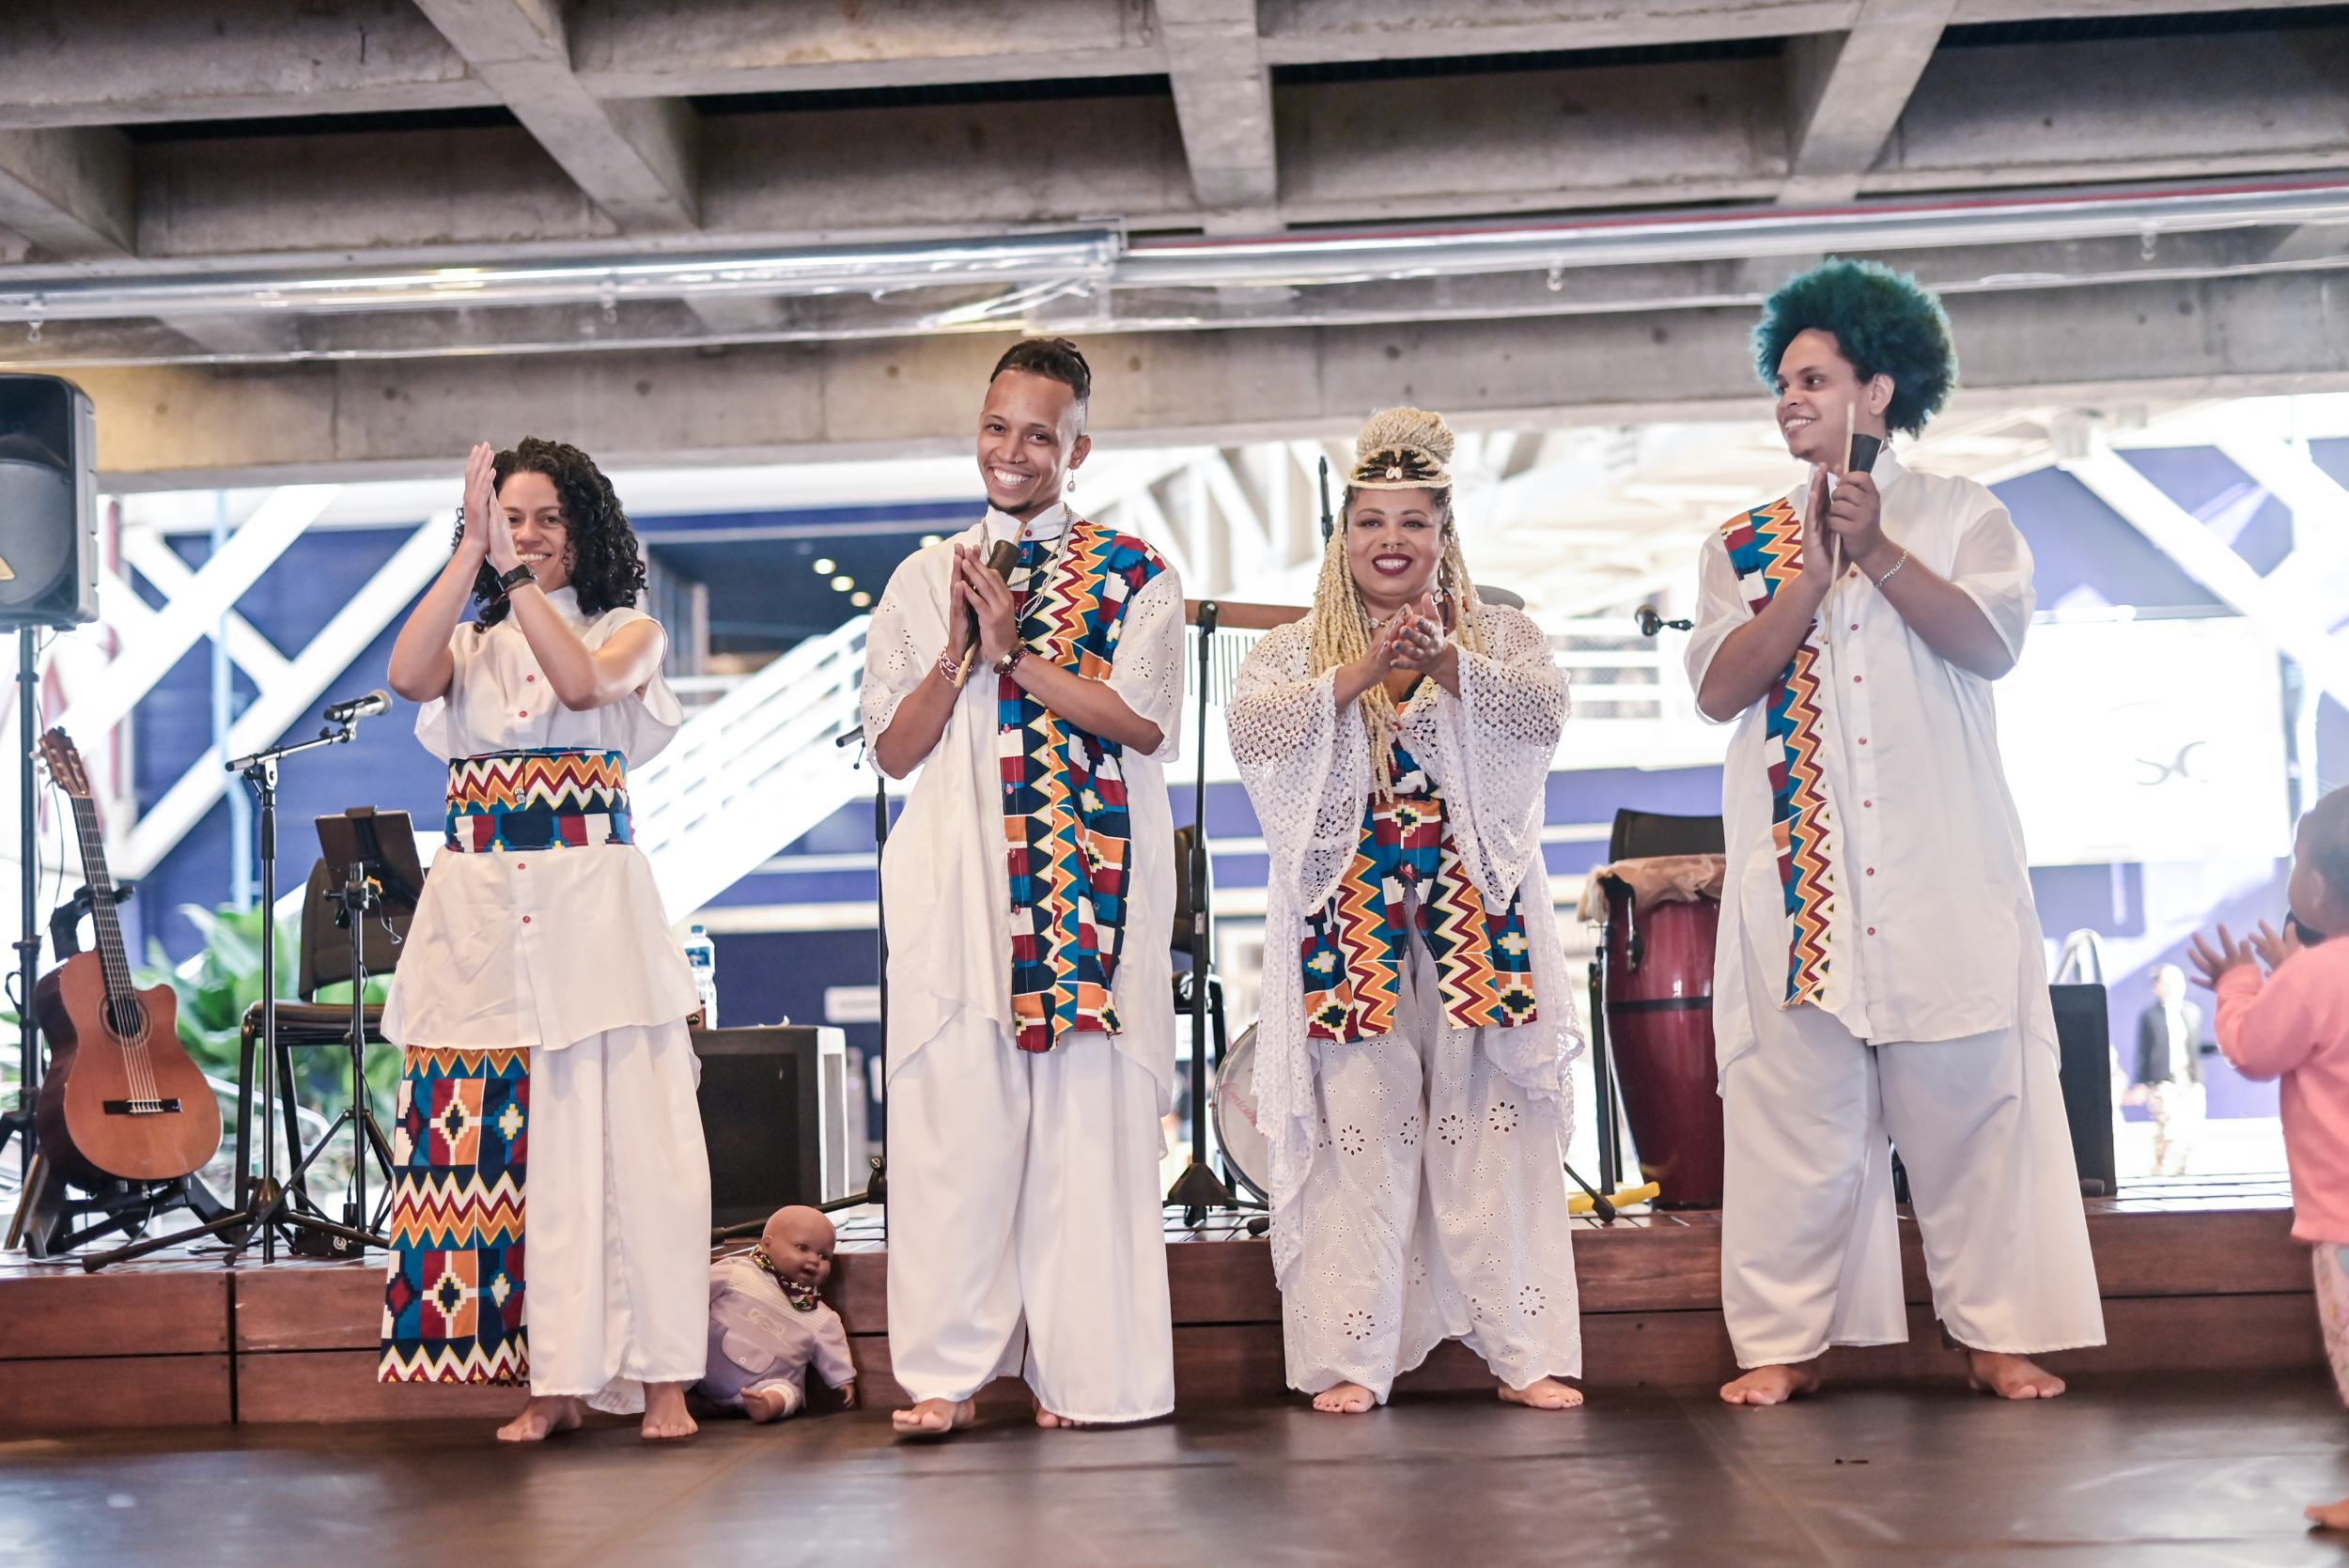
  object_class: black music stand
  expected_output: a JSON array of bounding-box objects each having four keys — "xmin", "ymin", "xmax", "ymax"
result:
[
  {"xmin": 1166, "ymin": 600, "xmax": 1236, "ymax": 1224},
  {"xmin": 281, "ymin": 807, "xmax": 419, "ymax": 1253}
]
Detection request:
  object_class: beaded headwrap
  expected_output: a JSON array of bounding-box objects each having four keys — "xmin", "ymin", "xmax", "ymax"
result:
[{"xmin": 1310, "ymin": 407, "xmax": 1486, "ymax": 798}]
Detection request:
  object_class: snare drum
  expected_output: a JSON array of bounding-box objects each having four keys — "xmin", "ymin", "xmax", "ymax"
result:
[{"xmin": 1210, "ymin": 1023, "xmax": 1269, "ymax": 1201}]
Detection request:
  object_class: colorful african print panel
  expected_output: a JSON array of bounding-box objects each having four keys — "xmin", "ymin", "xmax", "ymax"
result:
[
  {"xmin": 999, "ymin": 517, "xmax": 1170, "ymax": 1053},
  {"xmin": 1299, "ymin": 739, "xmax": 1539, "ymax": 1043},
  {"xmin": 1720, "ymin": 497, "xmax": 1836, "ymax": 1006},
  {"xmin": 445, "ymin": 747, "xmax": 631, "ymax": 854},
  {"xmin": 380, "ymin": 1047, "xmax": 529, "ymax": 1386}
]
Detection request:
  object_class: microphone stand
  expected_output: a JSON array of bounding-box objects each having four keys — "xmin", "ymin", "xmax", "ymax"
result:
[
  {"xmin": 1166, "ymin": 602, "xmax": 1234, "ymax": 1224},
  {"xmin": 83, "ymin": 721, "xmax": 382, "ymax": 1270}
]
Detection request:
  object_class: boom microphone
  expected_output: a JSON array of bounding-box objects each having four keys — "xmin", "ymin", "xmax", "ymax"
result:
[{"xmin": 323, "ymin": 690, "xmax": 393, "ymax": 723}]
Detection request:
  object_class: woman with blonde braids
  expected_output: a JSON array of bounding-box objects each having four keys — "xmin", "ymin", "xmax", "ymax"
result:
[{"xmin": 1228, "ymin": 408, "xmax": 1584, "ymax": 1415}]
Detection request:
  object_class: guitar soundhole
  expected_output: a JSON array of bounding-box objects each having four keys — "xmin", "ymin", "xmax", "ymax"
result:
[{"xmin": 105, "ymin": 998, "xmax": 147, "ymax": 1039}]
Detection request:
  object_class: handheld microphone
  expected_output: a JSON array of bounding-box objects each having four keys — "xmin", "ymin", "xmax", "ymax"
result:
[{"xmin": 323, "ymin": 690, "xmax": 393, "ymax": 724}]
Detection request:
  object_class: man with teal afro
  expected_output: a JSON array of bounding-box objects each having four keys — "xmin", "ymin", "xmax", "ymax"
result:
[{"xmin": 1688, "ymin": 260, "xmax": 2107, "ymax": 1408}]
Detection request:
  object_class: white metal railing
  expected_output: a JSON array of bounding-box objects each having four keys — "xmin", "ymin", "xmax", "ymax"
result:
[{"xmin": 633, "ymin": 616, "xmax": 874, "ymax": 924}]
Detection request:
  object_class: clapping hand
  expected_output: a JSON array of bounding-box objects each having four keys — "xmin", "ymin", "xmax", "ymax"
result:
[
  {"xmin": 2249, "ymin": 918, "xmax": 2304, "ymax": 971},
  {"xmin": 1388, "ymin": 593, "xmax": 1452, "ymax": 675},
  {"xmin": 459, "ymin": 442, "xmax": 496, "ymax": 563},
  {"xmin": 2186, "ymin": 924, "xmax": 2263, "ymax": 988},
  {"xmin": 954, "ymin": 543, "xmax": 1019, "ymax": 666}
]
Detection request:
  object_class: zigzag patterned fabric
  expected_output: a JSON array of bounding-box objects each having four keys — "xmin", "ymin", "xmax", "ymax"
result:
[
  {"xmin": 1300, "ymin": 737, "xmax": 1538, "ymax": 1042},
  {"xmin": 379, "ymin": 1047, "xmax": 529, "ymax": 1386},
  {"xmin": 1721, "ymin": 498, "xmax": 1836, "ymax": 1006},
  {"xmin": 1000, "ymin": 518, "xmax": 1170, "ymax": 1053},
  {"xmin": 444, "ymin": 747, "xmax": 631, "ymax": 854}
]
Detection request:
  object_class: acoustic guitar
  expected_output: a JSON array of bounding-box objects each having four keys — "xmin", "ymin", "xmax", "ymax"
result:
[{"xmin": 31, "ymin": 728, "xmax": 223, "ymax": 1186}]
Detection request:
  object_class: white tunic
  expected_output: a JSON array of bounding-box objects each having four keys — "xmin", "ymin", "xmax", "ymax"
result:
[
  {"xmin": 383, "ymin": 586, "xmax": 699, "ymax": 1051},
  {"xmin": 858, "ymin": 503, "xmax": 1189, "ymax": 1098},
  {"xmin": 1229, "ymin": 605, "xmax": 1584, "ymax": 1288},
  {"xmin": 1685, "ymin": 448, "xmax": 2041, "ymax": 1062}
]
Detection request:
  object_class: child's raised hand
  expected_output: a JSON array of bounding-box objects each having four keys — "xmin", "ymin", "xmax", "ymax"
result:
[
  {"xmin": 2187, "ymin": 924, "xmax": 2261, "ymax": 989},
  {"xmin": 2249, "ymin": 919, "xmax": 2305, "ymax": 971}
]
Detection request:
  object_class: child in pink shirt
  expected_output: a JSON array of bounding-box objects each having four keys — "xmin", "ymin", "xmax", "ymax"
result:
[{"xmin": 2190, "ymin": 785, "xmax": 2349, "ymax": 1529}]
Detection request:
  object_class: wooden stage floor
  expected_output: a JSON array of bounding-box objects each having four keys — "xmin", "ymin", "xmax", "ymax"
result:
[{"xmin": 0, "ymin": 1174, "xmax": 2321, "ymax": 1435}]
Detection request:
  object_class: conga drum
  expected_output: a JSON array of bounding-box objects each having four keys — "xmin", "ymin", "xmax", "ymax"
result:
[{"xmin": 1601, "ymin": 877, "xmax": 1724, "ymax": 1209}]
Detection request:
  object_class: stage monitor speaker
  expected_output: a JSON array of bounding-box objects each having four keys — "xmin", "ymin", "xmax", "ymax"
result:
[
  {"xmin": 2050, "ymin": 983, "xmax": 2119, "ymax": 1197},
  {"xmin": 0, "ymin": 375, "xmax": 97, "ymax": 630},
  {"xmin": 692, "ymin": 1025, "xmax": 856, "ymax": 1227}
]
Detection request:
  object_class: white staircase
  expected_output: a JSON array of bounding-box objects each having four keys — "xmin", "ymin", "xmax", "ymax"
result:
[{"xmin": 632, "ymin": 614, "xmax": 874, "ymax": 924}]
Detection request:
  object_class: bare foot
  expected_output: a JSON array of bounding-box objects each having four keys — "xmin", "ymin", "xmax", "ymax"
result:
[
  {"xmin": 1311, "ymin": 1381, "xmax": 1377, "ymax": 1414},
  {"xmin": 1967, "ymin": 1350, "xmax": 2066, "ymax": 1400},
  {"xmin": 1034, "ymin": 1402, "xmax": 1094, "ymax": 1429},
  {"xmin": 892, "ymin": 1397, "xmax": 976, "ymax": 1436},
  {"xmin": 496, "ymin": 1395, "xmax": 583, "ymax": 1442},
  {"xmin": 740, "ymin": 1386, "xmax": 797, "ymax": 1424},
  {"xmin": 640, "ymin": 1380, "xmax": 698, "ymax": 1440},
  {"xmin": 1719, "ymin": 1364, "xmax": 1820, "ymax": 1405},
  {"xmin": 2307, "ymin": 1498, "xmax": 2349, "ymax": 1530},
  {"xmin": 1499, "ymin": 1376, "xmax": 1584, "ymax": 1410}
]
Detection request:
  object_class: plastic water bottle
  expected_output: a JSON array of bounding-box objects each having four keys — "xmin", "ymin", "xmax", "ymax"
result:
[{"xmin": 684, "ymin": 924, "xmax": 718, "ymax": 1029}]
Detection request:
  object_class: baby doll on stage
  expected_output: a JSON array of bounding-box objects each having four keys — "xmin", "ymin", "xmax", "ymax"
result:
[
  {"xmin": 2188, "ymin": 785, "xmax": 2349, "ymax": 1529},
  {"xmin": 698, "ymin": 1205, "xmax": 858, "ymax": 1421}
]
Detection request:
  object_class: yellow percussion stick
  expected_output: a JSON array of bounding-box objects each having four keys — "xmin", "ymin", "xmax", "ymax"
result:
[{"xmin": 1569, "ymin": 1181, "xmax": 1661, "ymax": 1215}]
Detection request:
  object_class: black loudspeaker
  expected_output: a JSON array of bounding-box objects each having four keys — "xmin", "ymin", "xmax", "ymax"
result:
[
  {"xmin": 0, "ymin": 374, "xmax": 96, "ymax": 629},
  {"xmin": 692, "ymin": 1026, "xmax": 855, "ymax": 1227},
  {"xmin": 2050, "ymin": 984, "xmax": 2119, "ymax": 1198}
]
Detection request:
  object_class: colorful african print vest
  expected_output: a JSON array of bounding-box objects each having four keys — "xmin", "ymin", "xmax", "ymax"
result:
[
  {"xmin": 999, "ymin": 517, "xmax": 1171, "ymax": 1053},
  {"xmin": 1299, "ymin": 736, "xmax": 1539, "ymax": 1043},
  {"xmin": 1720, "ymin": 498, "xmax": 1836, "ymax": 1005}
]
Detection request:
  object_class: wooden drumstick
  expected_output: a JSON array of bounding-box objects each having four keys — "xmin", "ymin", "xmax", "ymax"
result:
[{"xmin": 953, "ymin": 538, "xmax": 1021, "ymax": 688}]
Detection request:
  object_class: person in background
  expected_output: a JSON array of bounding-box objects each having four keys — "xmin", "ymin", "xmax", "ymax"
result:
[
  {"xmin": 2188, "ymin": 786, "xmax": 2349, "ymax": 1529},
  {"xmin": 2127, "ymin": 963, "xmax": 2205, "ymax": 1175}
]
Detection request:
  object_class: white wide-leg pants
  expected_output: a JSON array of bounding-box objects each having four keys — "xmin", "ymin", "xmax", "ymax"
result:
[
  {"xmin": 1719, "ymin": 950, "xmax": 2106, "ymax": 1367},
  {"xmin": 885, "ymin": 1012, "xmax": 1175, "ymax": 1422},
  {"xmin": 526, "ymin": 1019, "xmax": 713, "ymax": 1409},
  {"xmin": 1285, "ymin": 947, "xmax": 1581, "ymax": 1402}
]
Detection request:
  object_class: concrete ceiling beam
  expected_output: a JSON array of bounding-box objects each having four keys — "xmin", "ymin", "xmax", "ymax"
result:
[
  {"xmin": 4, "ymin": 0, "xmax": 2341, "ymax": 131},
  {"xmin": 1158, "ymin": 0, "xmax": 1281, "ymax": 230},
  {"xmin": 43, "ymin": 269, "xmax": 2349, "ymax": 488},
  {"xmin": 0, "ymin": 0, "xmax": 488, "ymax": 131},
  {"xmin": 1779, "ymin": 0, "xmax": 1956, "ymax": 207},
  {"xmin": 410, "ymin": 0, "xmax": 700, "ymax": 233},
  {"xmin": 0, "ymin": 126, "xmax": 132, "ymax": 260}
]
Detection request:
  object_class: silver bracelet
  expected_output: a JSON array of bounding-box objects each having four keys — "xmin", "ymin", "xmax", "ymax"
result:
[{"xmin": 1873, "ymin": 549, "xmax": 1909, "ymax": 588}]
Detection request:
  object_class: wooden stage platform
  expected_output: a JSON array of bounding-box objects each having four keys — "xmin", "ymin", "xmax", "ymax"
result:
[{"xmin": 0, "ymin": 1177, "xmax": 2322, "ymax": 1434}]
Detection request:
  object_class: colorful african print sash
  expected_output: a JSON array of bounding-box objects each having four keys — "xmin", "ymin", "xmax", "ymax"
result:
[
  {"xmin": 380, "ymin": 1047, "xmax": 528, "ymax": 1386},
  {"xmin": 1721, "ymin": 497, "xmax": 1836, "ymax": 1006},
  {"xmin": 999, "ymin": 517, "xmax": 1170, "ymax": 1053},
  {"xmin": 445, "ymin": 747, "xmax": 631, "ymax": 853},
  {"xmin": 1299, "ymin": 737, "xmax": 1539, "ymax": 1043}
]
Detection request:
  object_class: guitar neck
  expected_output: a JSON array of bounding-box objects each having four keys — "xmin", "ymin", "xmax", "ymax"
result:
[{"xmin": 65, "ymin": 794, "xmax": 135, "ymax": 1002}]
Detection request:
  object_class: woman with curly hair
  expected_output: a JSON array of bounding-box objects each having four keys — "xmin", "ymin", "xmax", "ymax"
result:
[
  {"xmin": 1692, "ymin": 260, "xmax": 2104, "ymax": 1407},
  {"xmin": 381, "ymin": 437, "xmax": 709, "ymax": 1442},
  {"xmin": 1227, "ymin": 408, "xmax": 1584, "ymax": 1416}
]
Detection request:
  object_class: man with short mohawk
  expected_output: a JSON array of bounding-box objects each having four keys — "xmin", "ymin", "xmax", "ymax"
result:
[
  {"xmin": 1688, "ymin": 261, "xmax": 2105, "ymax": 1405},
  {"xmin": 860, "ymin": 337, "xmax": 1183, "ymax": 1434}
]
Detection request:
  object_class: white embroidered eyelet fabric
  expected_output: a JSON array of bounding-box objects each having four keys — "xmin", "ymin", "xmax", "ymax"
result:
[{"xmin": 1227, "ymin": 604, "xmax": 1587, "ymax": 1288}]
